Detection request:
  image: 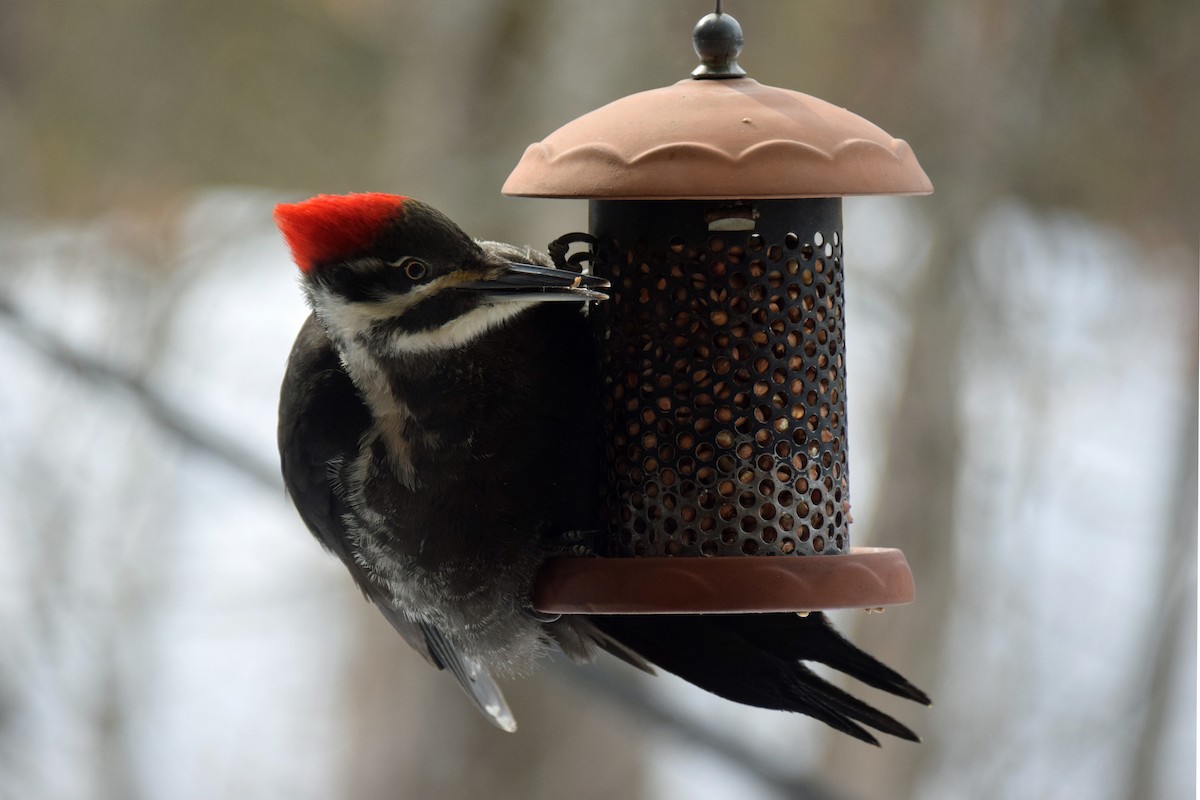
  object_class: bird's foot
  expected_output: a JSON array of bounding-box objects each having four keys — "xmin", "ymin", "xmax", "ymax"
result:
[{"xmin": 550, "ymin": 528, "xmax": 600, "ymax": 558}]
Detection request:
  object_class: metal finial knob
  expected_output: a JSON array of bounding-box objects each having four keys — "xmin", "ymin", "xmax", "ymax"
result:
[{"xmin": 691, "ymin": 8, "xmax": 747, "ymax": 79}]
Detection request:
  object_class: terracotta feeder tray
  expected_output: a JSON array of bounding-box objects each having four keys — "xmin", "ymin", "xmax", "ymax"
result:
[{"xmin": 533, "ymin": 547, "xmax": 914, "ymax": 615}]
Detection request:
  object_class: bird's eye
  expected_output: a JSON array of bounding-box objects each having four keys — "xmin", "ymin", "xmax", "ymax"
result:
[{"xmin": 396, "ymin": 258, "xmax": 429, "ymax": 281}]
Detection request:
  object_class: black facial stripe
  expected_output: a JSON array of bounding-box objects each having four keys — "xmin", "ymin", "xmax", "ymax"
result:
[{"xmin": 382, "ymin": 290, "xmax": 480, "ymax": 335}]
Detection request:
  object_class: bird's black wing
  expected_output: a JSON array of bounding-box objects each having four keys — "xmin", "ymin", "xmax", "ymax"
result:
[{"xmin": 278, "ymin": 313, "xmax": 516, "ymax": 731}]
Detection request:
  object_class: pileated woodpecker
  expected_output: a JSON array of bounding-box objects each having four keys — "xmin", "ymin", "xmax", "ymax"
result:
[{"xmin": 275, "ymin": 192, "xmax": 929, "ymax": 744}]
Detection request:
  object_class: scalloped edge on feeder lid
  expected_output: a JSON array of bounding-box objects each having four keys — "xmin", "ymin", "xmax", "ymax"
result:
[
  {"xmin": 502, "ymin": 78, "xmax": 932, "ymax": 200},
  {"xmin": 532, "ymin": 547, "xmax": 916, "ymax": 615}
]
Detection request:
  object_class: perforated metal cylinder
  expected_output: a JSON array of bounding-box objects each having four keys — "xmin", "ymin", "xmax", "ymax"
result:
[{"xmin": 591, "ymin": 199, "xmax": 850, "ymax": 558}]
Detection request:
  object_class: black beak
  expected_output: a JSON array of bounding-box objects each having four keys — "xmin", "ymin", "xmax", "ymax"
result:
[{"xmin": 455, "ymin": 262, "xmax": 609, "ymax": 302}]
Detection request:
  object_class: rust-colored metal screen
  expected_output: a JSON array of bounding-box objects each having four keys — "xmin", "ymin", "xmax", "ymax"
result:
[{"xmin": 591, "ymin": 199, "xmax": 849, "ymax": 558}]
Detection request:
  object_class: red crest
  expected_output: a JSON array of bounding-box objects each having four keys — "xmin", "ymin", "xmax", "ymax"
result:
[{"xmin": 275, "ymin": 193, "xmax": 407, "ymax": 273}]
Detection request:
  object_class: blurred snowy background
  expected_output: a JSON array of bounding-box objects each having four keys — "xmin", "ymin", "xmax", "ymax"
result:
[{"xmin": 0, "ymin": 2, "xmax": 1194, "ymax": 799}]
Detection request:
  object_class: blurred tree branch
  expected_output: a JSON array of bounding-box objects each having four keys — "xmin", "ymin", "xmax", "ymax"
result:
[{"xmin": 0, "ymin": 292, "xmax": 281, "ymax": 490}]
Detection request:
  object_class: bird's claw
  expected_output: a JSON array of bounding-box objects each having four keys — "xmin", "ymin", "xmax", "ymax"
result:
[{"xmin": 551, "ymin": 528, "xmax": 600, "ymax": 558}]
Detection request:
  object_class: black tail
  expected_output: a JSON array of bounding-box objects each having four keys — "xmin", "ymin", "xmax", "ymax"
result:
[{"xmin": 590, "ymin": 612, "xmax": 930, "ymax": 746}]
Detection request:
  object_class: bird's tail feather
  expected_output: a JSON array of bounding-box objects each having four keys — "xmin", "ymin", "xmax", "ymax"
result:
[
  {"xmin": 548, "ymin": 616, "xmax": 657, "ymax": 674},
  {"xmin": 590, "ymin": 612, "xmax": 927, "ymax": 746},
  {"xmin": 708, "ymin": 613, "xmax": 932, "ymax": 705}
]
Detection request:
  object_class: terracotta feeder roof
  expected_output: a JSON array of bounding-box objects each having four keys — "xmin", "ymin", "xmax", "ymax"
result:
[{"xmin": 503, "ymin": 77, "xmax": 932, "ymax": 200}]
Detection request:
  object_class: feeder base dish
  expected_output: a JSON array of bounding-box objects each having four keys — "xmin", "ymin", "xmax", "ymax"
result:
[{"xmin": 532, "ymin": 546, "xmax": 914, "ymax": 615}]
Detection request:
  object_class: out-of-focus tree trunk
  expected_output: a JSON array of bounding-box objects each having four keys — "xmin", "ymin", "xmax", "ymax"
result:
[
  {"xmin": 818, "ymin": 226, "xmax": 966, "ymax": 798},
  {"xmin": 340, "ymin": 608, "xmax": 646, "ymax": 800},
  {"xmin": 817, "ymin": 0, "xmax": 1060, "ymax": 790},
  {"xmin": 1122, "ymin": 336, "xmax": 1197, "ymax": 800}
]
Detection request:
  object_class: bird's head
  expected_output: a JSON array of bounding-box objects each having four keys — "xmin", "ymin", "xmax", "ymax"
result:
[{"xmin": 275, "ymin": 193, "xmax": 606, "ymax": 354}]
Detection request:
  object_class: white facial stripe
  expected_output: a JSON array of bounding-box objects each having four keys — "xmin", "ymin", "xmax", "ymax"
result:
[{"xmin": 386, "ymin": 300, "xmax": 534, "ymax": 354}]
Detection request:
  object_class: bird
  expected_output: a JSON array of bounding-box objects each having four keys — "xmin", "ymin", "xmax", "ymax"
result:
[{"xmin": 275, "ymin": 192, "xmax": 930, "ymax": 745}]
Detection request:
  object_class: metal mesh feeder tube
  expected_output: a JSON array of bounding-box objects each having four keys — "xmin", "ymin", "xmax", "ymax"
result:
[{"xmin": 592, "ymin": 199, "xmax": 849, "ymax": 559}]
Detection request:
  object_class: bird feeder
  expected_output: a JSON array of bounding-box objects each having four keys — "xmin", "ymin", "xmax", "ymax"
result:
[{"xmin": 506, "ymin": 7, "xmax": 931, "ymax": 615}]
